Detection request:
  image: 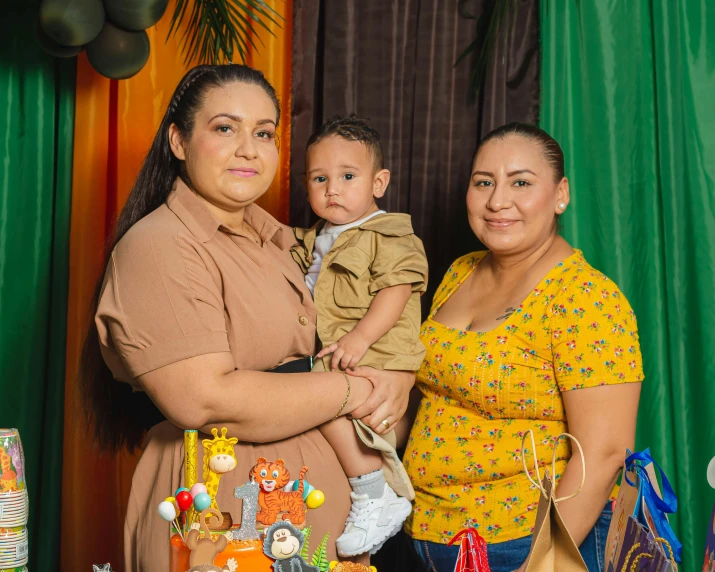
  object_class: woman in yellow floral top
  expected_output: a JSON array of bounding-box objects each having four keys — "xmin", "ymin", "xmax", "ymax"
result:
[{"xmin": 404, "ymin": 123, "xmax": 643, "ymax": 572}]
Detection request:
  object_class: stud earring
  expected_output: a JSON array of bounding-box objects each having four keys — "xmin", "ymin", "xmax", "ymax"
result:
[{"xmin": 559, "ymin": 203, "xmax": 566, "ymax": 210}]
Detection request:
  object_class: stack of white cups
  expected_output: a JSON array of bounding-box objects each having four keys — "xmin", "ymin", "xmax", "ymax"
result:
[{"xmin": 0, "ymin": 428, "xmax": 28, "ymax": 571}]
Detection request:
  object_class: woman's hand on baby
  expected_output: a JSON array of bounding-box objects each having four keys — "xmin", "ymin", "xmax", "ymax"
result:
[
  {"xmin": 347, "ymin": 367, "xmax": 415, "ymax": 435},
  {"xmin": 316, "ymin": 330, "xmax": 371, "ymax": 371}
]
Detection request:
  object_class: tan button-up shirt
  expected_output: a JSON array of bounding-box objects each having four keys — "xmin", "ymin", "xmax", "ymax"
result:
[
  {"xmin": 97, "ymin": 179, "xmax": 317, "ymax": 386},
  {"xmin": 292, "ymin": 213, "xmax": 428, "ymax": 371}
]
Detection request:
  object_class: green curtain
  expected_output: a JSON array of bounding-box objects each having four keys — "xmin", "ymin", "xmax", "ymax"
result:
[
  {"xmin": 0, "ymin": 1, "xmax": 75, "ymax": 568},
  {"xmin": 540, "ymin": 1, "xmax": 715, "ymax": 570}
]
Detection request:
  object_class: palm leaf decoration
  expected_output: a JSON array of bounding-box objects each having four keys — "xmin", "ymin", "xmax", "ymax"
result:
[
  {"xmin": 168, "ymin": 0, "xmax": 284, "ymax": 65},
  {"xmin": 299, "ymin": 526, "xmax": 312, "ymax": 561},
  {"xmin": 310, "ymin": 532, "xmax": 330, "ymax": 571},
  {"xmin": 456, "ymin": 0, "xmax": 518, "ymax": 102}
]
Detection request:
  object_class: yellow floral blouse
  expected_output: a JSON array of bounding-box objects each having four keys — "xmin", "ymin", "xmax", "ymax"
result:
[{"xmin": 404, "ymin": 250, "xmax": 644, "ymax": 544}]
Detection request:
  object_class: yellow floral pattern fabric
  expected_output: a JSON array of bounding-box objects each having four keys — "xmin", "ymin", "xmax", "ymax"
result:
[{"xmin": 404, "ymin": 250, "xmax": 644, "ymax": 544}]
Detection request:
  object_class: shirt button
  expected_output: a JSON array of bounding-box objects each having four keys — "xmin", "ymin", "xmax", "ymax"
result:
[{"xmin": 299, "ymin": 316, "xmax": 309, "ymax": 326}]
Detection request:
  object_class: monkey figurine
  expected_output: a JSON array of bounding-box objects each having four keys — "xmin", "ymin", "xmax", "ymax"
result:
[
  {"xmin": 263, "ymin": 520, "xmax": 319, "ymax": 572},
  {"xmin": 186, "ymin": 508, "xmax": 234, "ymax": 572}
]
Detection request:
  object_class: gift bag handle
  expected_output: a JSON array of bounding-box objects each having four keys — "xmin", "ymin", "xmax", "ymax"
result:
[
  {"xmin": 620, "ymin": 544, "xmax": 649, "ymax": 572},
  {"xmin": 521, "ymin": 430, "xmax": 586, "ymax": 502},
  {"xmin": 654, "ymin": 537, "xmax": 676, "ymax": 565},
  {"xmin": 624, "ymin": 552, "xmax": 653, "ymax": 572},
  {"xmin": 447, "ymin": 528, "xmax": 487, "ymax": 548},
  {"xmin": 522, "ymin": 429, "xmax": 544, "ymax": 492}
]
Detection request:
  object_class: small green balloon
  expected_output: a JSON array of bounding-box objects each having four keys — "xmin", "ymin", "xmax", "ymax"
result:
[
  {"xmin": 39, "ymin": 0, "xmax": 105, "ymax": 47},
  {"xmin": 36, "ymin": 17, "xmax": 84, "ymax": 58},
  {"xmin": 103, "ymin": 0, "xmax": 170, "ymax": 32},
  {"xmin": 87, "ymin": 21, "xmax": 150, "ymax": 80}
]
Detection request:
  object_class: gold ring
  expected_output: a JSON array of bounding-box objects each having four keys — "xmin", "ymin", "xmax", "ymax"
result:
[{"xmin": 381, "ymin": 419, "xmax": 390, "ymax": 429}]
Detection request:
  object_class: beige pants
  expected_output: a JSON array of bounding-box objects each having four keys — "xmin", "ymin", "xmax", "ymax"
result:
[{"xmin": 313, "ymin": 360, "xmax": 415, "ymax": 500}]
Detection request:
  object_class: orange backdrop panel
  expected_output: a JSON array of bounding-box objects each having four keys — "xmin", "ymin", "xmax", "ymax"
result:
[{"xmin": 61, "ymin": 1, "xmax": 293, "ymax": 569}]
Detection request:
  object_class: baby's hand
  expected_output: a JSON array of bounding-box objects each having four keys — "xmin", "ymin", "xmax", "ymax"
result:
[{"xmin": 316, "ymin": 330, "xmax": 371, "ymax": 371}]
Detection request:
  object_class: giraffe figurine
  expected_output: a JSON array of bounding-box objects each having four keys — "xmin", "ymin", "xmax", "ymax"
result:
[{"xmin": 202, "ymin": 428, "xmax": 239, "ymax": 511}]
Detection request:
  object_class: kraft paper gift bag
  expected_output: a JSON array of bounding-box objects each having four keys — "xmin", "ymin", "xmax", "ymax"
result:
[
  {"xmin": 606, "ymin": 466, "xmax": 641, "ymax": 569},
  {"xmin": 521, "ymin": 430, "xmax": 587, "ymax": 572}
]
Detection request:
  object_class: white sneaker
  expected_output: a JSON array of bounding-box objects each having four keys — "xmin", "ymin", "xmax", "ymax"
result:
[{"xmin": 336, "ymin": 483, "xmax": 412, "ymax": 557}]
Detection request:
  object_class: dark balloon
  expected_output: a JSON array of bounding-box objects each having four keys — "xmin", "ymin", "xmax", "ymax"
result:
[
  {"xmin": 103, "ymin": 0, "xmax": 170, "ymax": 32},
  {"xmin": 35, "ymin": 17, "xmax": 84, "ymax": 58},
  {"xmin": 86, "ymin": 21, "xmax": 150, "ymax": 80},
  {"xmin": 39, "ymin": 0, "xmax": 105, "ymax": 47}
]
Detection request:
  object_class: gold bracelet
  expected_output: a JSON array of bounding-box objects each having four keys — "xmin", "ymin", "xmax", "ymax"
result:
[{"xmin": 332, "ymin": 372, "xmax": 351, "ymax": 420}]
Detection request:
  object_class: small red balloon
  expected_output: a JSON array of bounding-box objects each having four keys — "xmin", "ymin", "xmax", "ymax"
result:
[{"xmin": 176, "ymin": 490, "xmax": 193, "ymax": 511}]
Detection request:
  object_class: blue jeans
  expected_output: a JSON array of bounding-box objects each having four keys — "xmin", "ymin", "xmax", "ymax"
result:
[{"xmin": 412, "ymin": 503, "xmax": 613, "ymax": 572}]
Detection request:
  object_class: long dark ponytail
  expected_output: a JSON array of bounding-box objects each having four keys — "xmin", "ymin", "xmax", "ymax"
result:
[{"xmin": 79, "ymin": 64, "xmax": 280, "ymax": 453}]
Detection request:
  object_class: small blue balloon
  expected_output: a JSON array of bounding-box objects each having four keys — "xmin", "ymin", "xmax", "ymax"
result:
[
  {"xmin": 174, "ymin": 487, "xmax": 189, "ymax": 497},
  {"xmin": 158, "ymin": 500, "xmax": 177, "ymax": 522},
  {"xmin": 193, "ymin": 492, "xmax": 212, "ymax": 512}
]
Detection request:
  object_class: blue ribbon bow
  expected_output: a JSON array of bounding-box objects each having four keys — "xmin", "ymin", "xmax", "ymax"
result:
[
  {"xmin": 624, "ymin": 448, "xmax": 678, "ymax": 513},
  {"xmin": 623, "ymin": 448, "xmax": 681, "ymax": 562}
]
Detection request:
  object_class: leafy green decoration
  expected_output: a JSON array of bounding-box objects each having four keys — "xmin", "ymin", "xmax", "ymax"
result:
[
  {"xmin": 167, "ymin": 0, "xmax": 284, "ymax": 65},
  {"xmin": 310, "ymin": 532, "xmax": 330, "ymax": 571},
  {"xmin": 300, "ymin": 526, "xmax": 312, "ymax": 561},
  {"xmin": 455, "ymin": 0, "xmax": 518, "ymax": 102}
]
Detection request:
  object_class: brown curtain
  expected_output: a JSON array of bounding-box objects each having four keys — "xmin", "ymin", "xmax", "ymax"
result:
[{"xmin": 291, "ymin": 0, "xmax": 540, "ymax": 314}]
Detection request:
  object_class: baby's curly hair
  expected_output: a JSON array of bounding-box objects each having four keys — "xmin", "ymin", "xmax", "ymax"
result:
[{"xmin": 307, "ymin": 114, "xmax": 384, "ymax": 171}]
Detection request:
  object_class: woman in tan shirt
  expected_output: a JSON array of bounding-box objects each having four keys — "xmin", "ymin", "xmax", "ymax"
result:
[{"xmin": 79, "ymin": 64, "xmax": 414, "ymax": 571}]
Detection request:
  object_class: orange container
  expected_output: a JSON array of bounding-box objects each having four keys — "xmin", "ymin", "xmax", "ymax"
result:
[{"xmin": 170, "ymin": 532, "xmax": 273, "ymax": 571}]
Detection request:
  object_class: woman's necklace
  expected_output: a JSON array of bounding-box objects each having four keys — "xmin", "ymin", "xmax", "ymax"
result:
[{"xmin": 244, "ymin": 222, "xmax": 262, "ymax": 245}]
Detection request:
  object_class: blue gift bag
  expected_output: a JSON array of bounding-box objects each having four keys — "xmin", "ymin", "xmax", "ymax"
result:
[{"xmin": 624, "ymin": 449, "xmax": 682, "ymax": 563}]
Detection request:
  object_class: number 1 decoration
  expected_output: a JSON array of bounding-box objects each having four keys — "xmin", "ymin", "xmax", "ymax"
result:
[{"xmin": 233, "ymin": 480, "xmax": 261, "ymax": 540}]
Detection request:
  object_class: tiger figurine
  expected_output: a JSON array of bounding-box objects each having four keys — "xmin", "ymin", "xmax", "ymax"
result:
[{"xmin": 249, "ymin": 457, "xmax": 308, "ymax": 526}]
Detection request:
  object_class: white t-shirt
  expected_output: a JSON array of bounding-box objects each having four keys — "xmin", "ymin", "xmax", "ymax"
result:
[{"xmin": 305, "ymin": 211, "xmax": 386, "ymax": 295}]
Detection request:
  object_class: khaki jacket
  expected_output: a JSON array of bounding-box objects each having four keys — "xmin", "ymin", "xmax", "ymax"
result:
[{"xmin": 292, "ymin": 213, "xmax": 428, "ymax": 372}]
